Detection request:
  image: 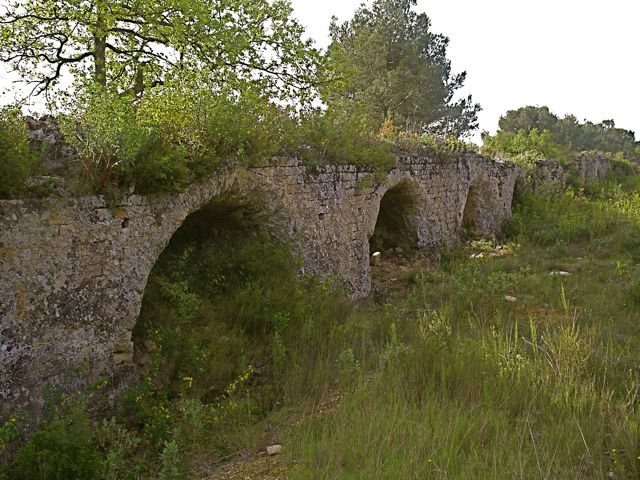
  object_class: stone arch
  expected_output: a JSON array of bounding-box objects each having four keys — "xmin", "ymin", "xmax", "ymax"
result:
[
  {"xmin": 108, "ymin": 171, "xmax": 287, "ymax": 388},
  {"xmin": 0, "ymin": 154, "xmax": 524, "ymax": 424},
  {"xmin": 369, "ymin": 179, "xmax": 421, "ymax": 254},
  {"xmin": 129, "ymin": 189, "xmax": 277, "ymax": 375},
  {"xmin": 460, "ymin": 155, "xmax": 520, "ymax": 239}
]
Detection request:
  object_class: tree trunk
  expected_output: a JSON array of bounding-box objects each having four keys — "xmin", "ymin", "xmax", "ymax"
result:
[
  {"xmin": 134, "ymin": 62, "xmax": 144, "ymax": 96},
  {"xmin": 94, "ymin": 3, "xmax": 107, "ymax": 86}
]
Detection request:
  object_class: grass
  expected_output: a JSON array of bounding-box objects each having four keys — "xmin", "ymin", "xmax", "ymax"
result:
[
  {"xmin": 4, "ymin": 175, "xmax": 640, "ymax": 479},
  {"xmin": 286, "ymin": 176, "xmax": 640, "ymax": 479}
]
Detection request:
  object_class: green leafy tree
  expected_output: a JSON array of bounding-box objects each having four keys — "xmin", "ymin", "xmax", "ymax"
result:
[
  {"xmin": 498, "ymin": 106, "xmax": 636, "ymax": 155},
  {"xmin": 482, "ymin": 128, "xmax": 564, "ymax": 165},
  {"xmin": 498, "ymin": 106, "xmax": 560, "ymax": 136},
  {"xmin": 0, "ymin": 0, "xmax": 320, "ymax": 101},
  {"xmin": 325, "ymin": 0, "xmax": 480, "ymax": 138}
]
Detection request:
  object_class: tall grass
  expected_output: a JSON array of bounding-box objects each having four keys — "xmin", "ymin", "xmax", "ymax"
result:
[{"xmin": 289, "ymin": 178, "xmax": 640, "ymax": 479}]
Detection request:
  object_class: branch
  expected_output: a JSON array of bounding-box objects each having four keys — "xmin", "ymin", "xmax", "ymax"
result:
[
  {"xmin": 0, "ymin": 12, "xmax": 71, "ymax": 24},
  {"xmin": 109, "ymin": 26, "xmax": 169, "ymax": 46}
]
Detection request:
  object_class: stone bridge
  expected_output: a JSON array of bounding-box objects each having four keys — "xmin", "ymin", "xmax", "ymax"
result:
[{"xmin": 0, "ymin": 153, "xmax": 519, "ymax": 417}]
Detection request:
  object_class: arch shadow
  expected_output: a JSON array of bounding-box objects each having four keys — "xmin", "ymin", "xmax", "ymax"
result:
[{"xmin": 369, "ymin": 179, "xmax": 420, "ymax": 254}]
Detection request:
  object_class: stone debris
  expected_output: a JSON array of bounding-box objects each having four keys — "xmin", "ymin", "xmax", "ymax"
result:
[
  {"xmin": 25, "ymin": 175, "xmax": 68, "ymax": 196},
  {"xmin": 550, "ymin": 271, "xmax": 571, "ymax": 276},
  {"xmin": 266, "ymin": 445, "xmax": 282, "ymax": 456},
  {"xmin": 504, "ymin": 295, "xmax": 518, "ymax": 302},
  {"xmin": 24, "ymin": 115, "xmax": 78, "ymax": 174}
]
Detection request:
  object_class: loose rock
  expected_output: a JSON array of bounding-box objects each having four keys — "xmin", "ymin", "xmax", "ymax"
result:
[
  {"xmin": 266, "ymin": 445, "xmax": 282, "ymax": 456},
  {"xmin": 550, "ymin": 271, "xmax": 571, "ymax": 276}
]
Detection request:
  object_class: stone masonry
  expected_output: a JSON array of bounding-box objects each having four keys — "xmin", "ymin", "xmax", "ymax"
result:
[{"xmin": 0, "ymin": 154, "xmax": 519, "ymax": 420}]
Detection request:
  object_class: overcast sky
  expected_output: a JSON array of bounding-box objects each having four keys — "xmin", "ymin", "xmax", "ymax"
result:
[
  {"xmin": 290, "ymin": 0, "xmax": 640, "ymax": 141},
  {"xmin": 1, "ymin": 0, "xmax": 638, "ymax": 142}
]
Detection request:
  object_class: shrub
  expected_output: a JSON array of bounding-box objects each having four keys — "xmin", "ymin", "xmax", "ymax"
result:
[
  {"xmin": 60, "ymin": 87, "xmax": 151, "ymax": 192},
  {"xmin": 482, "ymin": 128, "xmax": 566, "ymax": 165},
  {"xmin": 137, "ymin": 82, "xmax": 296, "ymax": 172},
  {"xmin": 508, "ymin": 187, "xmax": 619, "ymax": 246},
  {"xmin": 296, "ymin": 106, "xmax": 395, "ymax": 169},
  {"xmin": 0, "ymin": 107, "xmax": 37, "ymax": 198},
  {"xmin": 97, "ymin": 418, "xmax": 145, "ymax": 480},
  {"xmin": 9, "ymin": 401, "xmax": 101, "ymax": 480},
  {"xmin": 117, "ymin": 139, "xmax": 193, "ymax": 194}
]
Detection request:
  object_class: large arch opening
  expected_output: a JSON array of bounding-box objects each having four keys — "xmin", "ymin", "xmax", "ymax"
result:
[{"xmin": 130, "ymin": 191, "xmax": 296, "ymax": 402}]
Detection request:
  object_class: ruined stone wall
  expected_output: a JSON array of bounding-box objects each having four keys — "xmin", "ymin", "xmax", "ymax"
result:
[
  {"xmin": 462, "ymin": 154, "xmax": 520, "ymax": 237},
  {"xmin": 527, "ymin": 159, "xmax": 567, "ymax": 189},
  {"xmin": 574, "ymin": 152, "xmax": 611, "ymax": 183},
  {"xmin": 522, "ymin": 153, "xmax": 612, "ymax": 190},
  {"xmin": 0, "ymin": 154, "xmax": 519, "ymax": 420}
]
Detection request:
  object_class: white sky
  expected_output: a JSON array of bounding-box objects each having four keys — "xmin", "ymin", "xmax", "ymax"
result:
[{"xmin": 1, "ymin": 0, "xmax": 638, "ymax": 142}]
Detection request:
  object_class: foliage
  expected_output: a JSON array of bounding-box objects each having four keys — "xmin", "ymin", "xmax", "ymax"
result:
[
  {"xmin": 496, "ymin": 105, "xmax": 637, "ymax": 156},
  {"xmin": 9, "ymin": 400, "xmax": 101, "ymax": 480},
  {"xmin": 0, "ymin": 415, "xmax": 19, "ymax": 451},
  {"xmin": 59, "ymin": 87, "xmax": 151, "ymax": 191},
  {"xmin": 136, "ymin": 80, "xmax": 296, "ymax": 169},
  {"xmin": 0, "ymin": 0, "xmax": 321, "ymax": 101},
  {"xmin": 96, "ymin": 418, "xmax": 145, "ymax": 480},
  {"xmin": 59, "ymin": 81, "xmax": 301, "ymax": 193},
  {"xmin": 325, "ymin": 0, "xmax": 480, "ymax": 138},
  {"xmin": 506, "ymin": 183, "xmax": 636, "ymax": 247},
  {"xmin": 295, "ymin": 106, "xmax": 395, "ymax": 169},
  {"xmin": 481, "ymin": 128, "xmax": 566, "ymax": 165},
  {"xmin": 0, "ymin": 106, "xmax": 37, "ymax": 198}
]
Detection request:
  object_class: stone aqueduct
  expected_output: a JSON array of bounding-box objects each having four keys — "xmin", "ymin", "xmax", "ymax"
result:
[{"xmin": 0, "ymin": 153, "xmax": 520, "ymax": 416}]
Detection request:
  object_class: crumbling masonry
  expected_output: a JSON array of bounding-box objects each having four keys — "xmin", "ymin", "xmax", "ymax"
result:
[{"xmin": 2, "ymin": 152, "xmax": 594, "ymax": 419}]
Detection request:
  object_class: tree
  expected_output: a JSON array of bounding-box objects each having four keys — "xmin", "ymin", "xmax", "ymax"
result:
[
  {"xmin": 0, "ymin": 0, "xmax": 320, "ymax": 101},
  {"xmin": 325, "ymin": 0, "xmax": 480, "ymax": 138},
  {"xmin": 481, "ymin": 128, "xmax": 563, "ymax": 164},
  {"xmin": 498, "ymin": 106, "xmax": 559, "ymax": 136},
  {"xmin": 497, "ymin": 106, "xmax": 636, "ymax": 155}
]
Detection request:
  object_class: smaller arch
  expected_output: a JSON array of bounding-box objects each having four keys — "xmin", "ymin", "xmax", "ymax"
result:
[
  {"xmin": 369, "ymin": 180, "xmax": 420, "ymax": 253},
  {"xmin": 461, "ymin": 183, "xmax": 483, "ymax": 239}
]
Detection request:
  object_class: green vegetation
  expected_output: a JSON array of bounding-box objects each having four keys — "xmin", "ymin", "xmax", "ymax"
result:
[
  {"xmin": 0, "ymin": 107, "xmax": 38, "ymax": 198},
  {"xmin": 58, "ymin": 83, "xmax": 298, "ymax": 194},
  {"xmin": 10, "ymin": 400, "xmax": 103, "ymax": 480},
  {"xmin": 498, "ymin": 106, "xmax": 637, "ymax": 156},
  {"xmin": 482, "ymin": 128, "xmax": 566, "ymax": 165},
  {"xmin": 288, "ymin": 178, "xmax": 640, "ymax": 478},
  {"xmin": 482, "ymin": 105, "xmax": 639, "ymax": 165}
]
